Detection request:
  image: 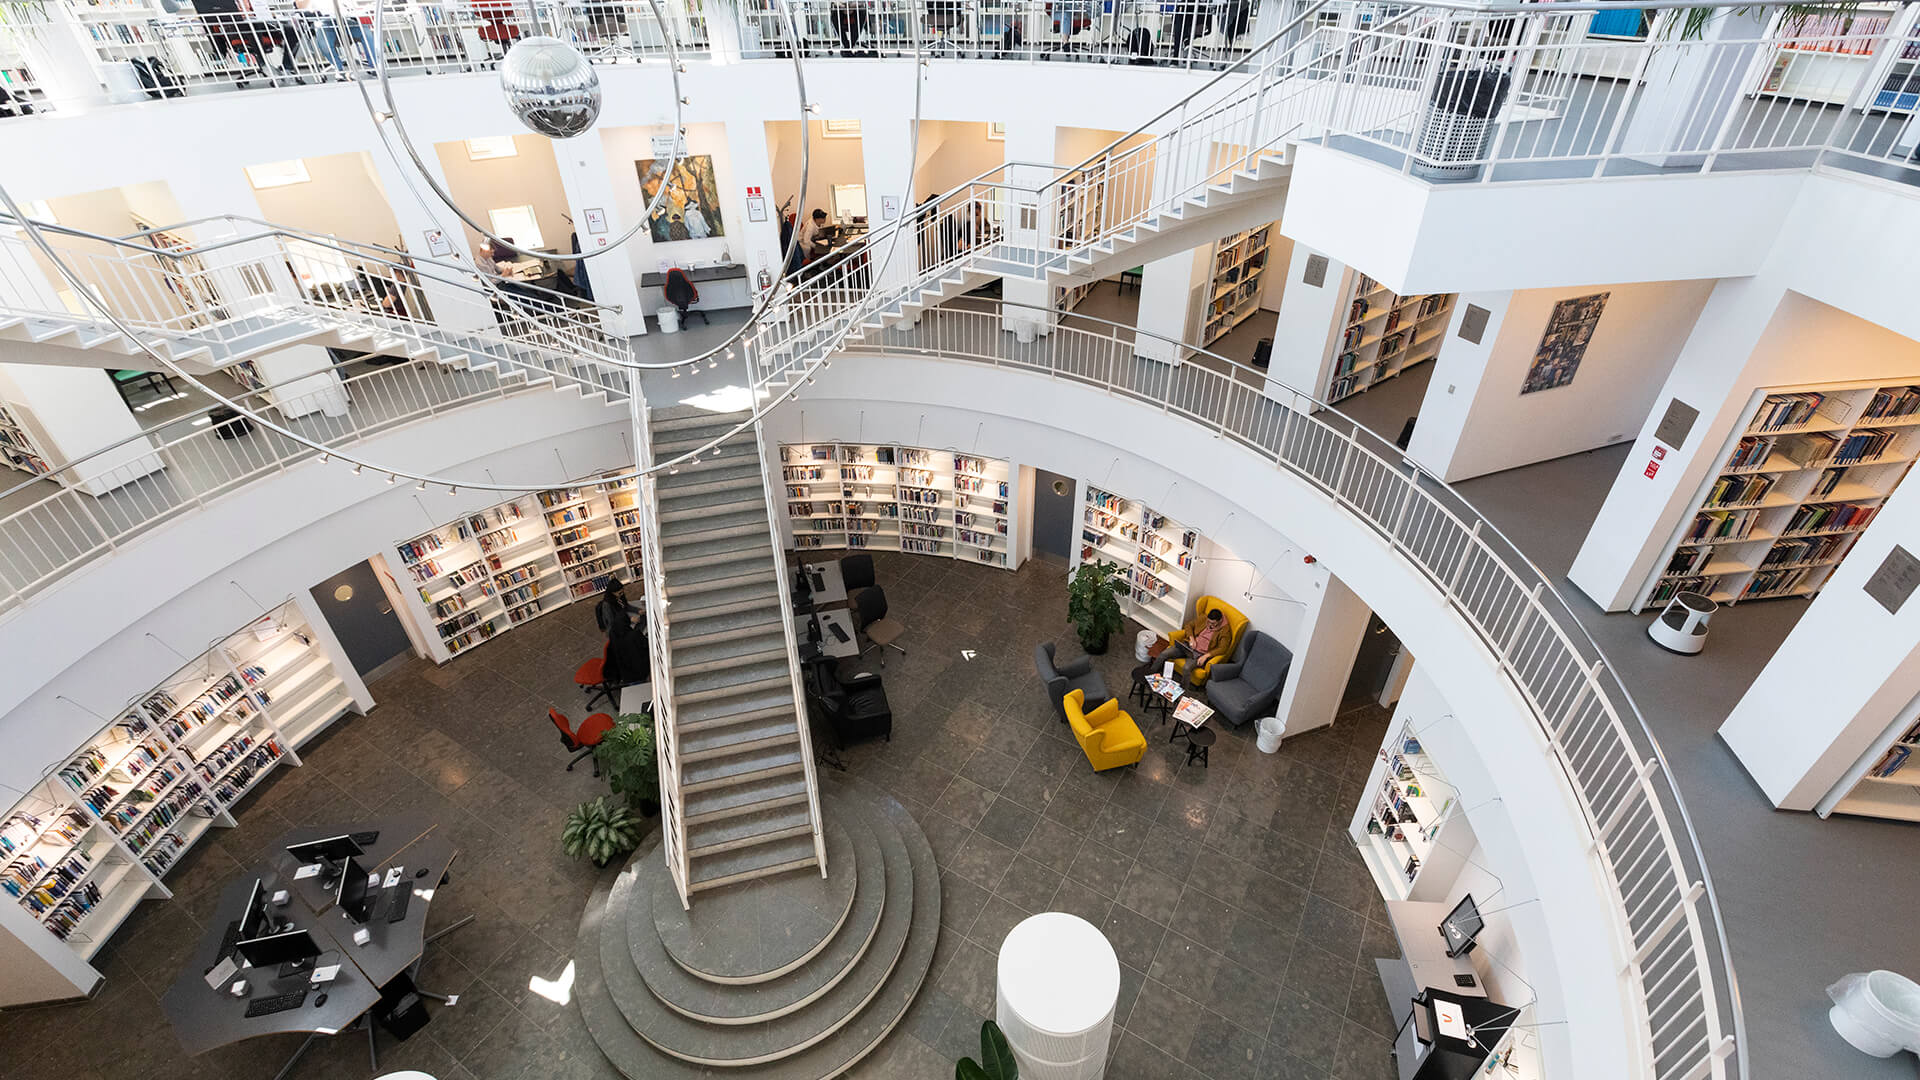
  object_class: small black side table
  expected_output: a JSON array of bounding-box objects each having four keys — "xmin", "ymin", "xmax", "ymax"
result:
[{"xmin": 1183, "ymin": 726, "xmax": 1215, "ymax": 768}]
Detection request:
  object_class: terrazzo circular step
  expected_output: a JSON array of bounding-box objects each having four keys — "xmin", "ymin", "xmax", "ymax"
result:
[
  {"xmin": 575, "ymin": 778, "xmax": 941, "ymax": 1078},
  {"xmin": 632, "ymin": 797, "xmax": 888, "ymax": 1024},
  {"xmin": 601, "ymin": 795, "xmax": 911, "ymax": 1066},
  {"xmin": 653, "ymin": 815, "xmax": 858, "ymax": 985}
]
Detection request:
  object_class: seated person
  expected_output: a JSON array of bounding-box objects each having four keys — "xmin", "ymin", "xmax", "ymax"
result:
[
  {"xmin": 596, "ymin": 578, "xmax": 650, "ymax": 706},
  {"xmin": 1160, "ymin": 606, "xmax": 1230, "ymax": 681}
]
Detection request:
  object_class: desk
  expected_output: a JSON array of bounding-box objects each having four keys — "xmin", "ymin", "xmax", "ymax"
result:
[
  {"xmin": 796, "ymin": 609, "xmax": 859, "ymax": 658},
  {"xmin": 801, "ymin": 561, "xmax": 848, "ymax": 607},
  {"xmin": 640, "ymin": 263, "xmax": 752, "ymax": 310},
  {"xmin": 161, "ymin": 815, "xmax": 465, "ymax": 1073},
  {"xmin": 1377, "ymin": 900, "xmax": 1485, "ymax": 1080}
]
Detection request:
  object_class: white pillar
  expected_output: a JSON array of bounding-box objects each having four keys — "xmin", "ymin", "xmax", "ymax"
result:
[
  {"xmin": 15, "ymin": 5, "xmax": 110, "ymax": 111},
  {"xmin": 1272, "ymin": 572, "xmax": 1371, "ymax": 735},
  {"xmin": 999, "ymin": 118, "xmax": 1055, "ymax": 340},
  {"xmin": 723, "ymin": 116, "xmax": 788, "ymax": 307},
  {"xmin": 1263, "ymin": 243, "xmax": 1344, "ymax": 400},
  {"xmin": 1619, "ymin": 10, "xmax": 1772, "ymax": 168},
  {"xmin": 1134, "ymin": 248, "xmax": 1204, "ymax": 364},
  {"xmin": 1405, "ymin": 289, "xmax": 1512, "ymax": 479},
  {"xmin": 860, "ymin": 118, "xmax": 918, "ymax": 301},
  {"xmin": 249, "ymin": 344, "xmax": 350, "ymax": 419},
  {"xmin": 365, "ymin": 145, "xmax": 497, "ymax": 334},
  {"xmin": 553, "ymin": 134, "xmax": 646, "ymax": 335},
  {"xmin": 0, "ymin": 364, "xmax": 159, "ymax": 496}
]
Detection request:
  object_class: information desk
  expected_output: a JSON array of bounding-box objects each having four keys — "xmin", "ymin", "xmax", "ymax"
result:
[
  {"xmin": 160, "ymin": 814, "xmax": 464, "ymax": 1073},
  {"xmin": 1374, "ymin": 900, "xmax": 1541, "ymax": 1080},
  {"xmin": 640, "ymin": 263, "xmax": 752, "ymax": 310}
]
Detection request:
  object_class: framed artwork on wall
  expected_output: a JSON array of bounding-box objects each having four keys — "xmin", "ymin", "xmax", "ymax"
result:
[
  {"xmin": 1521, "ymin": 291, "xmax": 1609, "ymax": 395},
  {"xmin": 637, "ymin": 154, "xmax": 726, "ymax": 242}
]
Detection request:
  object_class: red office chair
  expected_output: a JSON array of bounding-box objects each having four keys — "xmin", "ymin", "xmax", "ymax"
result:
[
  {"xmin": 574, "ymin": 643, "xmax": 618, "ymax": 711},
  {"xmin": 663, "ymin": 267, "xmax": 707, "ymax": 326},
  {"xmin": 550, "ymin": 707, "xmax": 617, "ymax": 774}
]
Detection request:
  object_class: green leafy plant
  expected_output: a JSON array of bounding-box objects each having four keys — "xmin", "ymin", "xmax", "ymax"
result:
[
  {"xmin": 955, "ymin": 1020, "xmax": 1018, "ymax": 1080},
  {"xmin": 595, "ymin": 711, "xmax": 659, "ymax": 814},
  {"xmin": 562, "ymin": 795, "xmax": 641, "ymax": 867},
  {"xmin": 1066, "ymin": 560, "xmax": 1127, "ymax": 654},
  {"xmin": 1668, "ymin": 3, "xmax": 1858, "ymax": 40}
]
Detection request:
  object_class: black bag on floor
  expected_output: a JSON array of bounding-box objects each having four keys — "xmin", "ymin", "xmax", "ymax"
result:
[
  {"xmin": 1127, "ymin": 26, "xmax": 1155, "ymax": 64},
  {"xmin": 129, "ymin": 56, "xmax": 185, "ymax": 99}
]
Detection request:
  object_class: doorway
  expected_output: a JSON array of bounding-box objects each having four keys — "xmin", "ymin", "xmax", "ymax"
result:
[
  {"xmin": 1031, "ymin": 469, "xmax": 1076, "ymax": 563},
  {"xmin": 1342, "ymin": 614, "xmax": 1402, "ymax": 706},
  {"xmin": 310, "ymin": 560, "xmax": 415, "ymax": 678}
]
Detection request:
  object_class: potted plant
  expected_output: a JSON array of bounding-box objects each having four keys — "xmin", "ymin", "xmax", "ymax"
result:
[
  {"xmin": 956, "ymin": 1020, "xmax": 1018, "ymax": 1080},
  {"xmin": 562, "ymin": 795, "xmax": 641, "ymax": 867},
  {"xmin": 595, "ymin": 710, "xmax": 660, "ymax": 817},
  {"xmin": 1066, "ymin": 561, "xmax": 1127, "ymax": 655}
]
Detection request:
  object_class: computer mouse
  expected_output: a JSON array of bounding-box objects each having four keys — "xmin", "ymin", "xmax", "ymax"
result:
[
  {"xmin": 415, "ymin": 867, "xmax": 430, "ymax": 878},
  {"xmin": 313, "ymin": 993, "xmax": 327, "ymax": 1007}
]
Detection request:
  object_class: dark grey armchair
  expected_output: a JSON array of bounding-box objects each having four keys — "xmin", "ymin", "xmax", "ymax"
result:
[
  {"xmin": 1205, "ymin": 630, "xmax": 1292, "ymax": 728},
  {"xmin": 1036, "ymin": 642, "xmax": 1111, "ymax": 723}
]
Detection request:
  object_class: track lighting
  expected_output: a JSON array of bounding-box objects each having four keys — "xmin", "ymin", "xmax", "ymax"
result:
[
  {"xmin": 416, "ymin": 479, "xmax": 427, "ymax": 491},
  {"xmin": 352, "ymin": 464, "xmax": 363, "ymax": 475},
  {"xmin": 385, "ymin": 473, "xmax": 396, "ymax": 484},
  {"xmin": 448, "ymin": 486, "xmax": 458, "ymax": 495},
  {"xmin": 319, "ymin": 453, "xmax": 329, "ymax": 464}
]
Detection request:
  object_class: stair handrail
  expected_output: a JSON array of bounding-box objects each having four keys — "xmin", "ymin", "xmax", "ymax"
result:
[
  {"xmin": 748, "ymin": 415, "xmax": 829, "ymax": 881},
  {"xmin": 632, "ymin": 396, "xmax": 692, "ymax": 909}
]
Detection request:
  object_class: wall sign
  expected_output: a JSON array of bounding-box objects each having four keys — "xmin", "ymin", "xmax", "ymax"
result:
[
  {"xmin": 1521, "ymin": 292, "xmax": 1610, "ymax": 395},
  {"xmin": 650, "ymin": 134, "xmax": 687, "ymax": 158},
  {"xmin": 1457, "ymin": 303, "xmax": 1490, "ymax": 345},
  {"xmin": 746, "ymin": 184, "xmax": 768, "ymax": 223},
  {"xmin": 1866, "ymin": 545, "xmax": 1920, "ymax": 614},
  {"xmin": 1302, "ymin": 254, "xmax": 1328, "ymax": 287},
  {"xmin": 582, "ymin": 207, "xmax": 607, "ymax": 235},
  {"xmin": 1653, "ymin": 397, "xmax": 1698, "ymax": 451},
  {"xmin": 423, "ymin": 229, "xmax": 453, "ymax": 257},
  {"xmin": 881, "ymin": 194, "xmax": 901, "ymax": 221}
]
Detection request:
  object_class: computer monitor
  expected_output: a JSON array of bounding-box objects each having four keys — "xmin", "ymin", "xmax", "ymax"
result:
[
  {"xmin": 286, "ymin": 834, "xmax": 363, "ymax": 866},
  {"xmin": 234, "ymin": 877, "xmax": 268, "ymax": 944},
  {"xmin": 1439, "ymin": 893, "xmax": 1485, "ymax": 958},
  {"xmin": 236, "ymin": 928, "xmax": 321, "ymax": 970},
  {"xmin": 336, "ymin": 856, "xmax": 377, "ymax": 924}
]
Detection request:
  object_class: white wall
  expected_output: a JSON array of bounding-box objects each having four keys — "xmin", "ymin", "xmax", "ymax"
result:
[
  {"xmin": 432, "ymin": 133, "xmax": 572, "ymax": 256},
  {"xmin": 248, "ymin": 151, "xmax": 402, "ymax": 249},
  {"xmin": 912, "ymin": 120, "xmax": 1006, "ymax": 200},
  {"xmin": 1413, "ymin": 279, "xmax": 1715, "ymax": 482},
  {"xmin": 766, "ymin": 119, "xmax": 868, "ymax": 216},
  {"xmin": 601, "ymin": 121, "xmax": 746, "ymax": 278}
]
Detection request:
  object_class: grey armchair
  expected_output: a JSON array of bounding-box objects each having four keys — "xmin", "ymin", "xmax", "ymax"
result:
[
  {"xmin": 1204, "ymin": 630, "xmax": 1292, "ymax": 728},
  {"xmin": 1036, "ymin": 641, "xmax": 1111, "ymax": 723}
]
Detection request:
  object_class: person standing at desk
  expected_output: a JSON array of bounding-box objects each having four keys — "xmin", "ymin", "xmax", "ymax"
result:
[{"xmin": 597, "ymin": 579, "xmax": 650, "ymax": 706}]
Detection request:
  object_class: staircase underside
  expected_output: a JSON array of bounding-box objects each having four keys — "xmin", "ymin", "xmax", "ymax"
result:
[{"xmin": 576, "ymin": 778, "xmax": 940, "ymax": 1078}]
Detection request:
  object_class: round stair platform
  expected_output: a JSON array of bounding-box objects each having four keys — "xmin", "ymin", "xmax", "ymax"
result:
[
  {"xmin": 575, "ymin": 777, "xmax": 942, "ymax": 1079},
  {"xmin": 654, "ymin": 815, "xmax": 858, "ymax": 985}
]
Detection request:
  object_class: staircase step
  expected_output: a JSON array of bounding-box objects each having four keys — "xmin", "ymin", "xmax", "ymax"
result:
[
  {"xmin": 676, "ymin": 654, "xmax": 790, "ymax": 694},
  {"xmin": 674, "ymin": 630, "xmax": 791, "ymax": 677},
  {"xmin": 682, "ymin": 801, "xmax": 816, "ymax": 857},
  {"xmin": 658, "ymin": 510, "xmax": 768, "ymax": 546},
  {"xmin": 680, "ymin": 719, "xmax": 803, "ymax": 767},
  {"xmin": 670, "ymin": 580, "xmax": 779, "ymax": 619},
  {"xmin": 689, "ymin": 833, "xmax": 819, "ymax": 891},
  {"xmin": 662, "ymin": 533, "xmax": 770, "ymax": 570},
  {"xmin": 656, "ymin": 462, "xmax": 763, "ymax": 494},
  {"xmin": 656, "ymin": 487, "xmax": 766, "ymax": 518},
  {"xmin": 675, "ymin": 681, "xmax": 797, "ymax": 728},
  {"xmin": 682, "ymin": 743, "xmax": 804, "ymax": 794},
  {"xmin": 668, "ymin": 551, "xmax": 774, "ymax": 588},
  {"xmin": 684, "ymin": 772, "xmax": 811, "ymax": 824},
  {"xmin": 668, "ymin": 605, "xmax": 786, "ymax": 648},
  {"xmin": 655, "ymin": 432, "xmax": 758, "ymax": 457}
]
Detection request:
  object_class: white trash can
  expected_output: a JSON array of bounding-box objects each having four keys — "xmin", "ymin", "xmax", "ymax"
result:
[
  {"xmin": 1256, "ymin": 715, "xmax": 1286, "ymax": 754},
  {"xmin": 997, "ymin": 913, "xmax": 1119, "ymax": 1080},
  {"xmin": 1134, "ymin": 630, "xmax": 1156, "ymax": 663},
  {"xmin": 657, "ymin": 306, "xmax": 681, "ymax": 334},
  {"xmin": 1829, "ymin": 971, "xmax": 1920, "ymax": 1057}
]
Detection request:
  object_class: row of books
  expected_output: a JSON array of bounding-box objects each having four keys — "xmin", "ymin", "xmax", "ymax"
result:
[
  {"xmin": 1759, "ymin": 534, "xmax": 1849, "ymax": 568},
  {"xmin": 1783, "ymin": 501, "xmax": 1877, "ymax": 535},
  {"xmin": 1703, "ymin": 473, "xmax": 1777, "ymax": 508},
  {"xmin": 1830, "ymin": 429, "xmax": 1900, "ymax": 465},
  {"xmin": 1742, "ymin": 567, "xmax": 1815, "ymax": 599},
  {"xmin": 1861, "ymin": 386, "xmax": 1920, "ymax": 421},
  {"xmin": 1685, "ymin": 509, "xmax": 1758, "ymax": 544},
  {"xmin": 1750, "ymin": 392, "xmax": 1827, "ymax": 432}
]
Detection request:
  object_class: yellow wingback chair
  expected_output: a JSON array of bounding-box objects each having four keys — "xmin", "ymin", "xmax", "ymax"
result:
[
  {"xmin": 1166, "ymin": 595, "xmax": 1248, "ymax": 687},
  {"xmin": 1064, "ymin": 688, "xmax": 1147, "ymax": 771}
]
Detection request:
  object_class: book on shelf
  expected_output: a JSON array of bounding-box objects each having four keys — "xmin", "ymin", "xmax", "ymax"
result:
[{"xmin": 1750, "ymin": 392, "xmax": 1827, "ymax": 432}]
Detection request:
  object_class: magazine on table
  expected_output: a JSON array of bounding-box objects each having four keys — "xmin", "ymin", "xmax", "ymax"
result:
[
  {"xmin": 1173, "ymin": 698, "xmax": 1212, "ymax": 728},
  {"xmin": 1145, "ymin": 674, "xmax": 1183, "ymax": 702}
]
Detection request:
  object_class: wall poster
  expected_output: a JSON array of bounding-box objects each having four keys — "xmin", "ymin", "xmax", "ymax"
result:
[
  {"xmin": 1521, "ymin": 292, "xmax": 1609, "ymax": 395},
  {"xmin": 637, "ymin": 154, "xmax": 726, "ymax": 243}
]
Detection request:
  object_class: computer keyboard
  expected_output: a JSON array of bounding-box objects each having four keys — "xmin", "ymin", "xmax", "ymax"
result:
[
  {"xmin": 245, "ymin": 989, "xmax": 308, "ymax": 1017},
  {"xmin": 349, "ymin": 830, "xmax": 379, "ymax": 847},
  {"xmin": 386, "ymin": 887, "xmax": 411, "ymax": 923}
]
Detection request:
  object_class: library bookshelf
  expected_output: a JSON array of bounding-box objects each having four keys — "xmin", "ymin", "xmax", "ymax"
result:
[
  {"xmin": 1201, "ymin": 226, "xmax": 1272, "ymax": 345},
  {"xmin": 393, "ymin": 473, "xmax": 641, "ymax": 662},
  {"xmin": 0, "ymin": 398, "xmax": 53, "ymax": 478},
  {"xmin": 1054, "ymin": 170, "xmax": 1106, "ymax": 313},
  {"xmin": 0, "ymin": 600, "xmax": 358, "ymax": 978},
  {"xmin": 1325, "ymin": 271, "xmax": 1454, "ymax": 404},
  {"xmin": 1348, "ymin": 723, "xmax": 1472, "ymax": 902},
  {"xmin": 1818, "ymin": 704, "xmax": 1920, "ymax": 822},
  {"xmin": 778, "ymin": 442, "xmax": 1016, "ymax": 569},
  {"xmin": 1071, "ymin": 483, "xmax": 1203, "ymax": 637},
  {"xmin": 1636, "ymin": 380, "xmax": 1920, "ymax": 612}
]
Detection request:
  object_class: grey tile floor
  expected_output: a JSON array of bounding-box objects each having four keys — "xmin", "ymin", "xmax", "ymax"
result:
[{"xmin": 0, "ymin": 551, "xmax": 1399, "ymax": 1080}]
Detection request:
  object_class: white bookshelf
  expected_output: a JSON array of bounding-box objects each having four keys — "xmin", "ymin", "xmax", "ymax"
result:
[
  {"xmin": 1201, "ymin": 225, "xmax": 1272, "ymax": 345},
  {"xmin": 778, "ymin": 442, "xmax": 1015, "ymax": 569},
  {"xmin": 1325, "ymin": 271, "xmax": 1454, "ymax": 404},
  {"xmin": 1054, "ymin": 172, "xmax": 1106, "ymax": 313},
  {"xmin": 395, "ymin": 475, "xmax": 641, "ymax": 662},
  {"xmin": 1638, "ymin": 381, "xmax": 1920, "ymax": 612},
  {"xmin": 1348, "ymin": 724, "xmax": 1472, "ymax": 902},
  {"xmin": 1071, "ymin": 484, "xmax": 1201, "ymax": 636},
  {"xmin": 0, "ymin": 600, "xmax": 355, "ymax": 969},
  {"xmin": 0, "ymin": 399, "xmax": 53, "ymax": 478}
]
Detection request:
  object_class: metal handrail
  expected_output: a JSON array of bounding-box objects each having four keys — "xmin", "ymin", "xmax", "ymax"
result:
[{"xmin": 631, "ymin": 394, "xmax": 690, "ymax": 908}]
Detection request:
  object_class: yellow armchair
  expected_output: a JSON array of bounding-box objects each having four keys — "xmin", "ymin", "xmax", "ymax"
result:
[
  {"xmin": 1063, "ymin": 688, "xmax": 1147, "ymax": 771},
  {"xmin": 1166, "ymin": 595, "xmax": 1249, "ymax": 686}
]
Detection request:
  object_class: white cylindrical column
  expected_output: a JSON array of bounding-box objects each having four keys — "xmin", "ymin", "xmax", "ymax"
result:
[{"xmin": 995, "ymin": 912, "xmax": 1120, "ymax": 1080}]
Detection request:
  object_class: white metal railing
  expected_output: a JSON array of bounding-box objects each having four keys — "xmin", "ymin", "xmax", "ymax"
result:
[
  {"xmin": 842, "ymin": 299, "xmax": 1745, "ymax": 1080},
  {"xmin": 630, "ymin": 396, "xmax": 689, "ymax": 909},
  {"xmin": 748, "ymin": 410, "xmax": 828, "ymax": 880}
]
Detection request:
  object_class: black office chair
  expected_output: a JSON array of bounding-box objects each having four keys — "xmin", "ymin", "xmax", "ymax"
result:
[
  {"xmin": 853, "ymin": 586, "xmax": 907, "ymax": 664},
  {"xmin": 839, "ymin": 552, "xmax": 876, "ymax": 606},
  {"xmin": 663, "ymin": 267, "xmax": 708, "ymax": 326},
  {"xmin": 806, "ymin": 657, "xmax": 893, "ymax": 746}
]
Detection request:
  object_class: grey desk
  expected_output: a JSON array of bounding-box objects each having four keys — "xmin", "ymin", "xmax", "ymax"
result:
[
  {"xmin": 161, "ymin": 875, "xmax": 380, "ymax": 1057},
  {"xmin": 1377, "ymin": 900, "xmax": 1486, "ymax": 1080},
  {"xmin": 272, "ymin": 815, "xmax": 437, "ymax": 916},
  {"xmin": 640, "ymin": 263, "xmax": 752, "ymax": 310},
  {"xmin": 639, "ymin": 263, "xmax": 748, "ymax": 288},
  {"xmin": 802, "ymin": 561, "xmax": 848, "ymax": 606},
  {"xmin": 795, "ymin": 609, "xmax": 859, "ymax": 658},
  {"xmin": 277, "ymin": 825, "xmax": 458, "ymax": 989}
]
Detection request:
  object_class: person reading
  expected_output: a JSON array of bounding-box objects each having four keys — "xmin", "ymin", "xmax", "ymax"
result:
[{"xmin": 1162, "ymin": 607, "xmax": 1230, "ymax": 680}]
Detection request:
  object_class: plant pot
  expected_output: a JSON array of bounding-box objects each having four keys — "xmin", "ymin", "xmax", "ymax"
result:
[
  {"xmin": 1078, "ymin": 630, "xmax": 1109, "ymax": 655},
  {"xmin": 638, "ymin": 798, "xmax": 660, "ymax": 818}
]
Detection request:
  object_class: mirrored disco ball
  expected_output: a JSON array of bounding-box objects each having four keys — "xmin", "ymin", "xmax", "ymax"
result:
[{"xmin": 501, "ymin": 36, "xmax": 602, "ymax": 139}]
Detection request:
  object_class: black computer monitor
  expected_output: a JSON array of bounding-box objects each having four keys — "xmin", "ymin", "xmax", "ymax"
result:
[
  {"xmin": 1439, "ymin": 893, "xmax": 1485, "ymax": 958},
  {"xmin": 234, "ymin": 877, "xmax": 268, "ymax": 944},
  {"xmin": 236, "ymin": 928, "xmax": 321, "ymax": 969},
  {"xmin": 336, "ymin": 856, "xmax": 377, "ymax": 924},
  {"xmin": 286, "ymin": 834, "xmax": 364, "ymax": 866}
]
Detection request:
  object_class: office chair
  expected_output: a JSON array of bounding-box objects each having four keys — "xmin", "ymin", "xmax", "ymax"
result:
[
  {"xmin": 663, "ymin": 268, "xmax": 708, "ymax": 326},
  {"xmin": 806, "ymin": 658, "xmax": 893, "ymax": 746},
  {"xmin": 838, "ymin": 552, "xmax": 876, "ymax": 606},
  {"xmin": 574, "ymin": 643, "xmax": 618, "ymax": 711},
  {"xmin": 549, "ymin": 707, "xmax": 617, "ymax": 774},
  {"xmin": 853, "ymin": 586, "xmax": 907, "ymax": 665}
]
